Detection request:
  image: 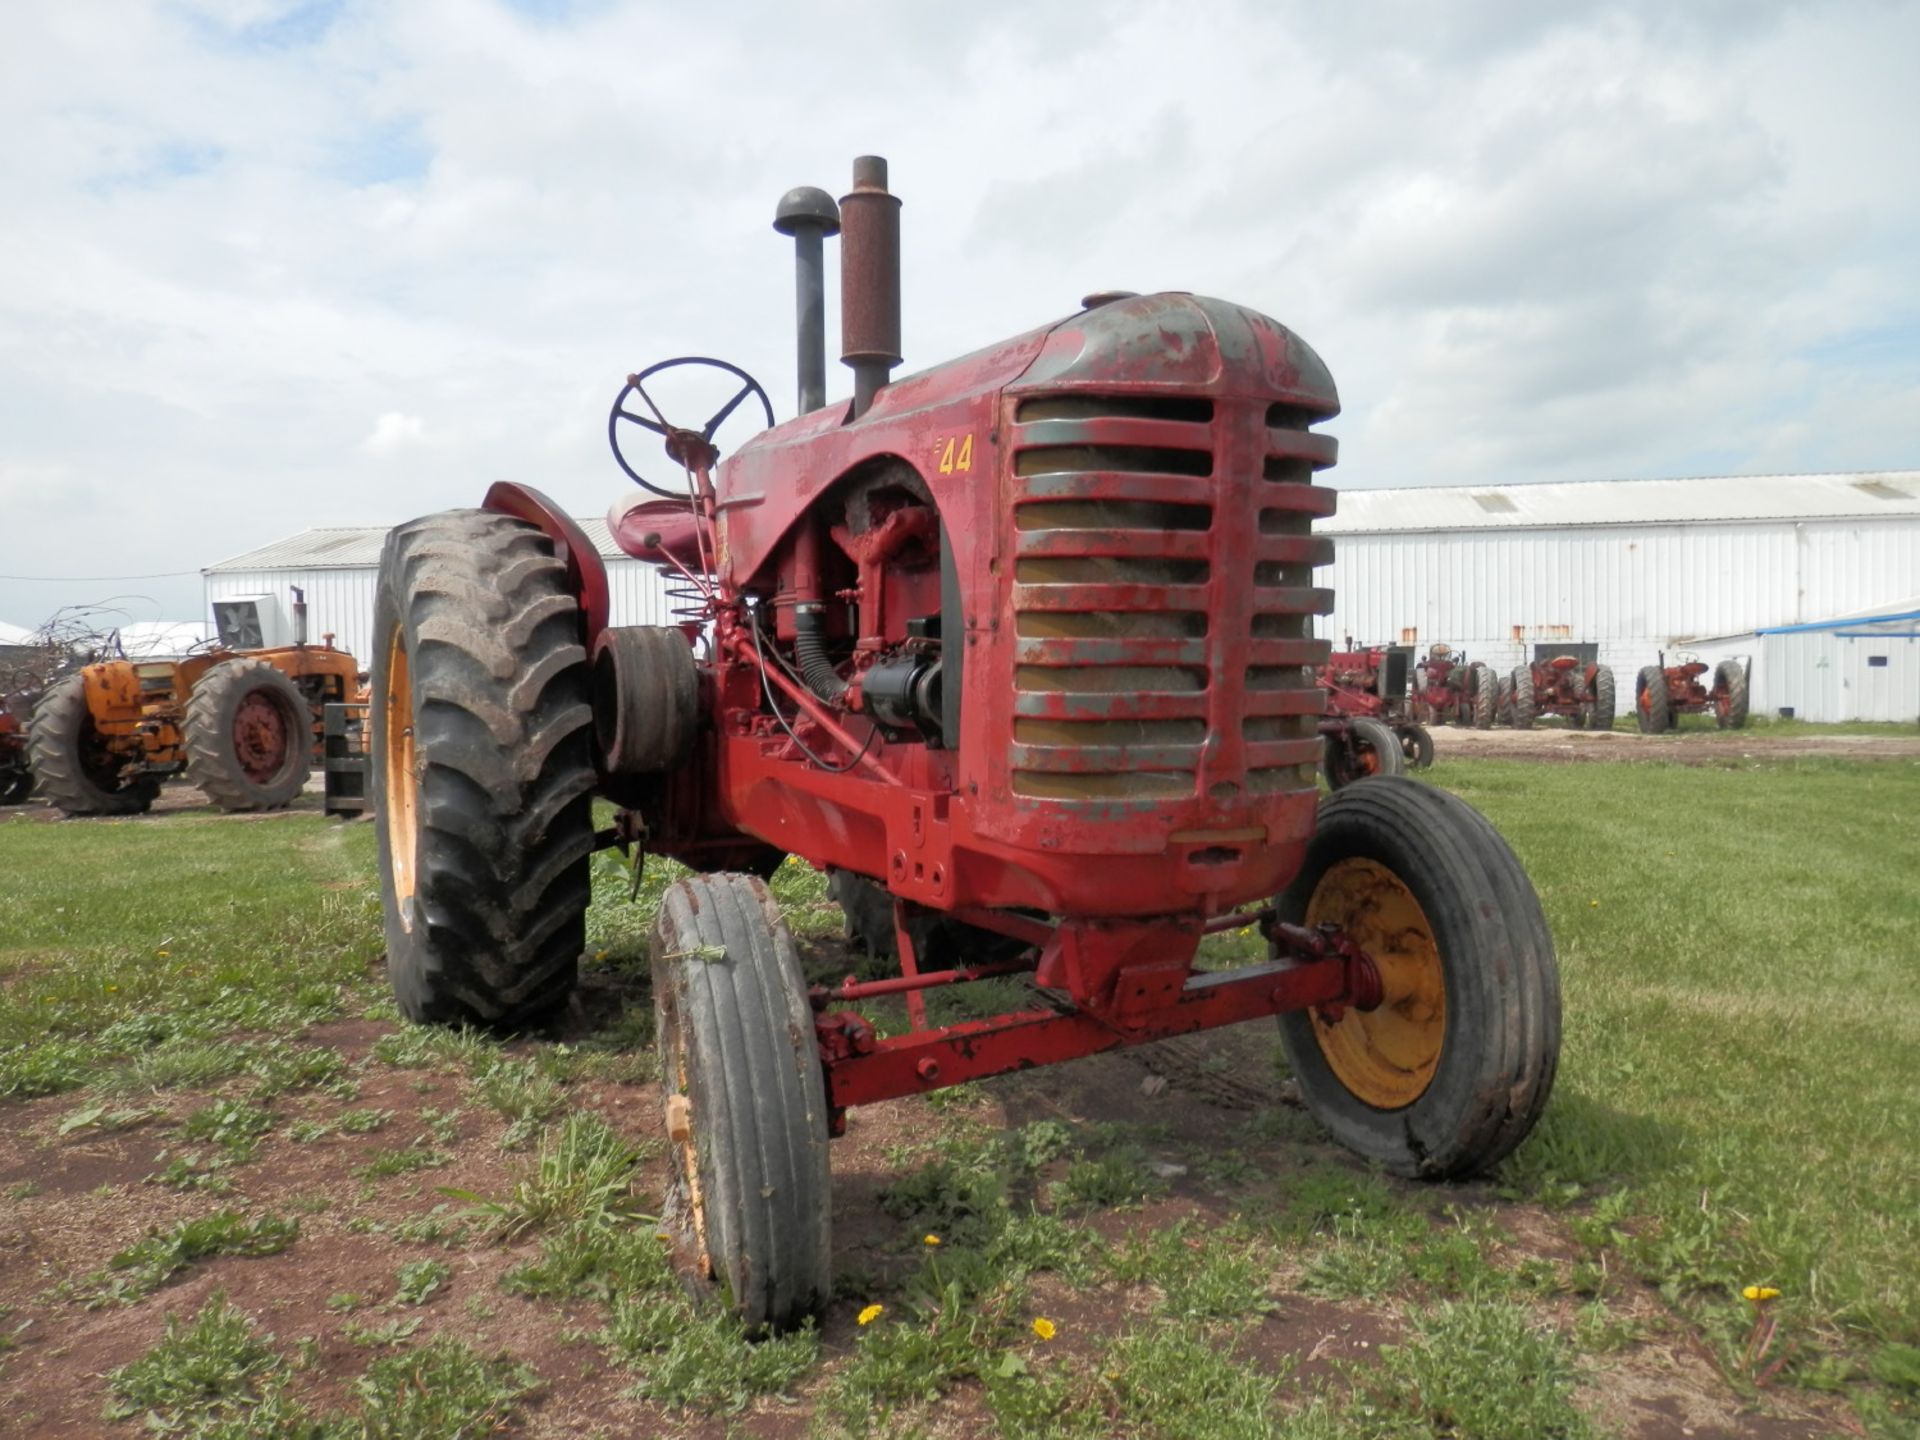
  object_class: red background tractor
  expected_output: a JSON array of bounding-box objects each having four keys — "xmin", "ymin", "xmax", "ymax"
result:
[
  {"xmin": 1408, "ymin": 645, "xmax": 1497, "ymax": 729},
  {"xmin": 1635, "ymin": 652, "xmax": 1750, "ymax": 732},
  {"xmin": 1318, "ymin": 642, "xmax": 1433, "ymax": 783},
  {"xmin": 369, "ymin": 157, "xmax": 1560, "ymax": 1330},
  {"xmin": 1508, "ymin": 654, "xmax": 1616, "ymax": 730}
]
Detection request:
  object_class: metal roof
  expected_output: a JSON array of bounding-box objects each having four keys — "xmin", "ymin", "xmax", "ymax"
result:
[
  {"xmin": 203, "ymin": 471, "xmax": 1920, "ymax": 572},
  {"xmin": 1757, "ymin": 598, "xmax": 1920, "ymax": 638},
  {"xmin": 1325, "ymin": 470, "xmax": 1920, "ymax": 534}
]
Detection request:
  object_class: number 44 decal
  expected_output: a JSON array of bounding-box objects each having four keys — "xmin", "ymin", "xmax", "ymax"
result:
[{"xmin": 934, "ymin": 434, "xmax": 975, "ymax": 475}]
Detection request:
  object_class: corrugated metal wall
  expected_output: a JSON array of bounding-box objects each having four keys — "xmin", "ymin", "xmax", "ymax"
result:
[
  {"xmin": 205, "ymin": 560, "xmax": 675, "ymax": 667},
  {"xmin": 1757, "ymin": 633, "xmax": 1919, "ymax": 723},
  {"xmin": 1318, "ymin": 518, "xmax": 1920, "ymax": 713}
]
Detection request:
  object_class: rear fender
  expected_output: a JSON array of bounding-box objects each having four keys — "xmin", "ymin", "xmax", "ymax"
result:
[{"xmin": 483, "ymin": 481, "xmax": 610, "ymax": 647}]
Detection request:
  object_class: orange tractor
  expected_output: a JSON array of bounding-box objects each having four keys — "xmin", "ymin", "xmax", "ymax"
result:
[{"xmin": 27, "ymin": 593, "xmax": 359, "ymax": 816}]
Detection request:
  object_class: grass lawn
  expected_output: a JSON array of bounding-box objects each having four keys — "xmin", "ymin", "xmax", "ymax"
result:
[{"xmin": 1, "ymin": 755, "xmax": 1916, "ymax": 1437}]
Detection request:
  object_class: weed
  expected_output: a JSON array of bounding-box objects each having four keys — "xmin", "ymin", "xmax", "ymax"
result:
[
  {"xmin": 393, "ymin": 1258, "xmax": 452, "ymax": 1306},
  {"xmin": 503, "ymin": 1223, "xmax": 674, "ymax": 1301},
  {"xmin": 354, "ymin": 1145, "xmax": 451, "ymax": 1180},
  {"xmin": 474, "ymin": 1057, "xmax": 566, "ymax": 1137},
  {"xmin": 352, "ymin": 1336, "xmax": 536, "ymax": 1437},
  {"xmin": 1051, "ymin": 1146, "xmax": 1165, "ymax": 1211},
  {"xmin": 105, "ymin": 1293, "xmax": 279, "ymax": 1429},
  {"xmin": 247, "ymin": 1041, "xmax": 352, "ymax": 1099},
  {"xmin": 1350, "ymin": 1298, "xmax": 1592, "ymax": 1440},
  {"xmin": 337, "ymin": 1107, "xmax": 392, "ymax": 1134},
  {"xmin": 85, "ymin": 1211, "xmax": 299, "ymax": 1305},
  {"xmin": 604, "ymin": 1293, "xmax": 818, "ymax": 1413},
  {"xmin": 54, "ymin": 1101, "xmax": 164, "ymax": 1137},
  {"xmin": 449, "ymin": 1111, "xmax": 650, "ymax": 1239},
  {"xmin": 1103, "ymin": 1325, "xmax": 1284, "ymax": 1440},
  {"xmin": 391, "ymin": 1206, "xmax": 469, "ymax": 1247},
  {"xmin": 1111, "ymin": 1222, "xmax": 1276, "ymax": 1320},
  {"xmin": 145, "ymin": 1152, "xmax": 237, "ymax": 1194},
  {"xmin": 344, "ymin": 1316, "xmax": 424, "ymax": 1348},
  {"xmin": 181, "ymin": 1098, "xmax": 276, "ymax": 1159},
  {"xmin": 879, "ymin": 1144, "xmax": 1010, "ymax": 1248}
]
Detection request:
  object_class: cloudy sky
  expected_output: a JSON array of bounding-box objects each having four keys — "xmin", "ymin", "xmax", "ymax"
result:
[{"xmin": 3, "ymin": 0, "xmax": 1916, "ymax": 629}]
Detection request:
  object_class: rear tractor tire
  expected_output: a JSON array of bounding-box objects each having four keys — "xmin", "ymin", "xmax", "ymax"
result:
[
  {"xmin": 27, "ymin": 673, "xmax": 159, "ymax": 817},
  {"xmin": 1635, "ymin": 666, "xmax": 1670, "ymax": 735},
  {"xmin": 1274, "ymin": 778, "xmax": 1560, "ymax": 1178},
  {"xmin": 1469, "ymin": 663, "xmax": 1497, "ymax": 729},
  {"xmin": 0, "ymin": 763, "xmax": 34, "ymax": 806},
  {"xmin": 1509, "ymin": 667, "xmax": 1536, "ymax": 730},
  {"xmin": 653, "ymin": 873, "xmax": 831, "ymax": 1333},
  {"xmin": 1713, "ymin": 660, "xmax": 1749, "ymax": 729},
  {"xmin": 372, "ymin": 510, "xmax": 598, "ymax": 1029},
  {"xmin": 1586, "ymin": 665, "xmax": 1616, "ymax": 731},
  {"xmin": 185, "ymin": 659, "xmax": 312, "ymax": 811}
]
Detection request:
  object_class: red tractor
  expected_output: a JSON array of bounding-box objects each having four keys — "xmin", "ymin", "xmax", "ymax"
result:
[
  {"xmin": 1409, "ymin": 644, "xmax": 1497, "ymax": 729},
  {"xmin": 369, "ymin": 158, "xmax": 1560, "ymax": 1331},
  {"xmin": 1507, "ymin": 654, "xmax": 1615, "ymax": 730},
  {"xmin": 1635, "ymin": 652, "xmax": 1750, "ymax": 733},
  {"xmin": 0, "ymin": 700, "xmax": 31, "ymax": 806},
  {"xmin": 1318, "ymin": 643, "xmax": 1433, "ymax": 784}
]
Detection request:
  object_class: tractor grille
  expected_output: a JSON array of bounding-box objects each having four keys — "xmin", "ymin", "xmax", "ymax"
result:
[{"xmin": 1006, "ymin": 394, "xmax": 1333, "ymax": 802}]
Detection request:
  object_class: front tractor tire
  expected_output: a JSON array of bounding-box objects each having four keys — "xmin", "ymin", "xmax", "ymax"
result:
[
  {"xmin": 1323, "ymin": 717, "xmax": 1406, "ymax": 789},
  {"xmin": 653, "ymin": 874, "xmax": 832, "ymax": 1333},
  {"xmin": 372, "ymin": 510, "xmax": 598, "ymax": 1029},
  {"xmin": 1274, "ymin": 778, "xmax": 1560, "ymax": 1178},
  {"xmin": 185, "ymin": 659, "xmax": 311, "ymax": 811},
  {"xmin": 27, "ymin": 673, "xmax": 159, "ymax": 817}
]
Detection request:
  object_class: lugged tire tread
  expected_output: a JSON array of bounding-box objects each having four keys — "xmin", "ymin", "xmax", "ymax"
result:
[
  {"xmin": 183, "ymin": 658, "xmax": 311, "ymax": 812},
  {"xmin": 27, "ymin": 673, "xmax": 158, "ymax": 817},
  {"xmin": 375, "ymin": 509, "xmax": 596, "ymax": 1028}
]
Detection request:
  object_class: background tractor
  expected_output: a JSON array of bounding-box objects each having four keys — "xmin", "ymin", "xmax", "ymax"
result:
[
  {"xmin": 1316, "ymin": 642, "xmax": 1433, "ymax": 783},
  {"xmin": 370, "ymin": 157, "xmax": 1561, "ymax": 1332},
  {"xmin": 1508, "ymin": 654, "xmax": 1615, "ymax": 730},
  {"xmin": 28, "ymin": 590, "xmax": 358, "ymax": 816},
  {"xmin": 0, "ymin": 700, "xmax": 31, "ymax": 805},
  {"xmin": 1635, "ymin": 651, "xmax": 1750, "ymax": 733},
  {"xmin": 1409, "ymin": 644, "xmax": 1496, "ymax": 728}
]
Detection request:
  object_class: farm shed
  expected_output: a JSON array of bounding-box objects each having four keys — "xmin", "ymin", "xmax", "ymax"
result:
[
  {"xmin": 202, "ymin": 521, "xmax": 676, "ymax": 665},
  {"xmin": 1320, "ymin": 470, "xmax": 1920, "ymax": 719}
]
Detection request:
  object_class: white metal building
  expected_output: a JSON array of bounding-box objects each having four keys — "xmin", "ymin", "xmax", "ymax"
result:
[
  {"xmin": 204, "ymin": 471, "xmax": 1920, "ymax": 722},
  {"xmin": 202, "ymin": 521, "xmax": 676, "ymax": 666},
  {"xmin": 1321, "ymin": 471, "xmax": 1920, "ymax": 721}
]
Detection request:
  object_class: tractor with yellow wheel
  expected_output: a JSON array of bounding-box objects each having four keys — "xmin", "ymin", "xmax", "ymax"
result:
[{"xmin": 27, "ymin": 637, "xmax": 358, "ymax": 817}]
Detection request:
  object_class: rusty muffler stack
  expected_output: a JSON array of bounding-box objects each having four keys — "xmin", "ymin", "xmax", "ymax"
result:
[
  {"xmin": 839, "ymin": 156, "xmax": 902, "ymax": 419},
  {"xmin": 775, "ymin": 156, "xmax": 901, "ymax": 421}
]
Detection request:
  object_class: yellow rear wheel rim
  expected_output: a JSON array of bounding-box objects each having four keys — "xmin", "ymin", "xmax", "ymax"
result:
[
  {"xmin": 1305, "ymin": 856, "xmax": 1445, "ymax": 1109},
  {"xmin": 382, "ymin": 628, "xmax": 420, "ymax": 926}
]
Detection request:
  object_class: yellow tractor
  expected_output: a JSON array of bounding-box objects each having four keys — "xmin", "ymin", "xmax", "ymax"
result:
[{"xmin": 27, "ymin": 591, "xmax": 360, "ymax": 817}]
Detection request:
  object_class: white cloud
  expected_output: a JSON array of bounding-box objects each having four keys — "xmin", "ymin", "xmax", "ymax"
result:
[
  {"xmin": 362, "ymin": 411, "xmax": 430, "ymax": 454},
  {"xmin": 1, "ymin": 0, "xmax": 1917, "ymax": 627}
]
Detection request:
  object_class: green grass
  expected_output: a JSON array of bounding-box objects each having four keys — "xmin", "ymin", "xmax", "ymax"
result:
[
  {"xmin": 6, "ymin": 750, "xmax": 1919, "ymax": 1434},
  {"xmin": 1438, "ymin": 757, "xmax": 1920, "ymax": 1378}
]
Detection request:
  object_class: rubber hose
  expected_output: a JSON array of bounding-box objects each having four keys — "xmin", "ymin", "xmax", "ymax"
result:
[{"xmin": 792, "ymin": 609, "xmax": 848, "ymax": 703}]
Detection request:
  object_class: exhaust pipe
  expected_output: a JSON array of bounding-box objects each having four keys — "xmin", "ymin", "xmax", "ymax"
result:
[
  {"xmin": 840, "ymin": 155, "xmax": 901, "ymax": 419},
  {"xmin": 772, "ymin": 185, "xmax": 840, "ymax": 415},
  {"xmin": 290, "ymin": 586, "xmax": 307, "ymax": 648}
]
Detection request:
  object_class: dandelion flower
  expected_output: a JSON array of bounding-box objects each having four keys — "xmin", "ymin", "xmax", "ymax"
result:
[
  {"xmin": 857, "ymin": 1303, "xmax": 884, "ymax": 1326},
  {"xmin": 923, "ymin": 1234, "xmax": 942, "ymax": 1247},
  {"xmin": 1588, "ymin": 900, "xmax": 1599, "ymax": 908},
  {"xmin": 156, "ymin": 949, "xmax": 170, "ymax": 957},
  {"xmin": 1032, "ymin": 1317, "xmax": 1057, "ymax": 1341},
  {"xmin": 1742, "ymin": 1285, "xmax": 1780, "ymax": 1302}
]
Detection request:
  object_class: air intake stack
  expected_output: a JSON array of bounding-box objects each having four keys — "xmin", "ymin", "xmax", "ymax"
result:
[{"xmin": 772, "ymin": 185, "xmax": 841, "ymax": 415}]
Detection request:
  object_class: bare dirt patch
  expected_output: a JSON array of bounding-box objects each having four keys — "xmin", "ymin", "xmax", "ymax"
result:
[{"xmin": 1434, "ymin": 723, "xmax": 1920, "ymax": 765}]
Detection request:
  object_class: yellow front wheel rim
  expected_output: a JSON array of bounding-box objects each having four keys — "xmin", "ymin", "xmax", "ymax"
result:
[
  {"xmin": 1305, "ymin": 856, "xmax": 1446, "ymax": 1109},
  {"xmin": 381, "ymin": 627, "xmax": 420, "ymax": 927}
]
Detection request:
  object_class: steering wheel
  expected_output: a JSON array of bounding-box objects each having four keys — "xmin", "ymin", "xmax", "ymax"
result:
[{"xmin": 607, "ymin": 356, "xmax": 775, "ymax": 499}]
